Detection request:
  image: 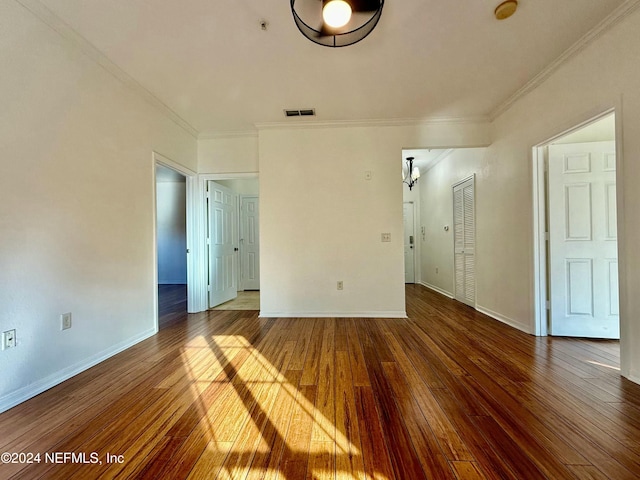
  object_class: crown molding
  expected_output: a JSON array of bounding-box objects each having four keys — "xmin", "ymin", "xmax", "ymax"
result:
[
  {"xmin": 490, "ymin": 0, "xmax": 640, "ymax": 121},
  {"xmin": 15, "ymin": 0, "xmax": 200, "ymax": 139},
  {"xmin": 198, "ymin": 131, "xmax": 259, "ymax": 140},
  {"xmin": 255, "ymin": 115, "xmax": 490, "ymax": 131}
]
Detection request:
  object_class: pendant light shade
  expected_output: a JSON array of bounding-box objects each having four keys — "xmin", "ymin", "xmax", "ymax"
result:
[{"xmin": 291, "ymin": 0, "xmax": 384, "ymax": 48}]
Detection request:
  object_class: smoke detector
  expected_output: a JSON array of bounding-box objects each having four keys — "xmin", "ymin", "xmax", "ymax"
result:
[{"xmin": 495, "ymin": 1, "xmax": 518, "ymax": 20}]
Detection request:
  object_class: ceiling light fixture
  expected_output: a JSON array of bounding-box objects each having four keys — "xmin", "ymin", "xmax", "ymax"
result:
[
  {"xmin": 403, "ymin": 157, "xmax": 420, "ymax": 190},
  {"xmin": 291, "ymin": 0, "xmax": 384, "ymax": 48}
]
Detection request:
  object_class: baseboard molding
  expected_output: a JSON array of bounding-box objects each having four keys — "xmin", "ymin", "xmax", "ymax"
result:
[
  {"xmin": 476, "ymin": 305, "xmax": 532, "ymax": 334},
  {"xmin": 0, "ymin": 328, "xmax": 157, "ymax": 414},
  {"xmin": 259, "ymin": 311, "xmax": 407, "ymax": 319},
  {"xmin": 625, "ymin": 373, "xmax": 640, "ymax": 386},
  {"xmin": 418, "ymin": 282, "xmax": 454, "ymax": 299}
]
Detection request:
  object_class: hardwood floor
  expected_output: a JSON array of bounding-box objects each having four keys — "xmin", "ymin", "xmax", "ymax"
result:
[
  {"xmin": 1, "ymin": 284, "xmax": 639, "ymax": 479},
  {"xmin": 158, "ymin": 284, "xmax": 187, "ymax": 328}
]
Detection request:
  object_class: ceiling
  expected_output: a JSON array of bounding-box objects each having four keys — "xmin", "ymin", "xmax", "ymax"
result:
[{"xmin": 37, "ymin": 0, "xmax": 627, "ymax": 136}]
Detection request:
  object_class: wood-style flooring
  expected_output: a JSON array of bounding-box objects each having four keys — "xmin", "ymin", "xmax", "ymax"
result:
[
  {"xmin": 212, "ymin": 292, "xmax": 260, "ymax": 311},
  {"xmin": 158, "ymin": 284, "xmax": 187, "ymax": 328},
  {"xmin": 1, "ymin": 284, "xmax": 639, "ymax": 479}
]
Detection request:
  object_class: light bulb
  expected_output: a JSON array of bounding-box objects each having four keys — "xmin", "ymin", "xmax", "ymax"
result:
[{"xmin": 323, "ymin": 0, "xmax": 352, "ymax": 28}]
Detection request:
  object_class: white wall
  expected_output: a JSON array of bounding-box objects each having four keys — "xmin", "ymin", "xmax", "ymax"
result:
[
  {"xmin": 0, "ymin": 1, "xmax": 197, "ymax": 411},
  {"xmin": 198, "ymin": 135, "xmax": 259, "ymax": 174},
  {"xmin": 156, "ymin": 182, "xmax": 187, "ymax": 284},
  {"xmin": 258, "ymin": 123, "xmax": 490, "ymax": 317},
  {"xmin": 217, "ymin": 178, "xmax": 259, "ymax": 195},
  {"xmin": 418, "ymin": 149, "xmax": 488, "ymax": 301},
  {"xmin": 488, "ymin": 7, "xmax": 640, "ymax": 382}
]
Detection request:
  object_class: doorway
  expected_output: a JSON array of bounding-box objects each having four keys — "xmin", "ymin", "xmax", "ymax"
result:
[
  {"xmin": 204, "ymin": 175, "xmax": 260, "ymax": 309},
  {"xmin": 154, "ymin": 159, "xmax": 194, "ymax": 328},
  {"xmin": 533, "ymin": 112, "xmax": 620, "ymax": 338}
]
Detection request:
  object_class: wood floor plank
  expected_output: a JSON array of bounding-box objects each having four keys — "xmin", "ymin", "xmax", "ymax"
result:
[
  {"xmin": 353, "ymin": 386, "xmax": 395, "ymax": 480},
  {"xmin": 335, "ymin": 351, "xmax": 365, "ymax": 480},
  {"xmin": 381, "ymin": 362, "xmax": 455, "ymax": 479}
]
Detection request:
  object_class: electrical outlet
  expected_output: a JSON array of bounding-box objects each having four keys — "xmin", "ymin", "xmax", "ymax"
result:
[
  {"xmin": 337, "ymin": 281, "xmax": 344, "ymax": 290},
  {"xmin": 436, "ymin": 267, "xmax": 439, "ymax": 274},
  {"xmin": 2, "ymin": 329, "xmax": 16, "ymax": 350},
  {"xmin": 61, "ymin": 312, "xmax": 72, "ymax": 331},
  {"xmin": 381, "ymin": 233, "xmax": 391, "ymax": 242}
]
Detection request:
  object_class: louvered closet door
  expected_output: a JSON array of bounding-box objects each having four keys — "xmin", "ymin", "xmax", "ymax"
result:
[{"xmin": 453, "ymin": 177, "xmax": 476, "ymax": 307}]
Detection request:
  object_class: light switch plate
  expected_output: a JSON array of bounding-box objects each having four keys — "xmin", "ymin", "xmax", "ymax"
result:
[{"xmin": 2, "ymin": 329, "xmax": 16, "ymax": 350}]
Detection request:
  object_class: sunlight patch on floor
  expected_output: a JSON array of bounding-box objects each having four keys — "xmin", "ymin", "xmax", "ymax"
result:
[{"xmin": 178, "ymin": 334, "xmax": 370, "ymax": 479}]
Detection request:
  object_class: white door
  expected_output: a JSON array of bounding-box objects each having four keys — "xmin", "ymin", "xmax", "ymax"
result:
[
  {"xmin": 208, "ymin": 181, "xmax": 237, "ymax": 307},
  {"xmin": 548, "ymin": 141, "xmax": 619, "ymax": 338},
  {"xmin": 403, "ymin": 202, "xmax": 416, "ymax": 283},
  {"xmin": 453, "ymin": 177, "xmax": 475, "ymax": 307},
  {"xmin": 240, "ymin": 196, "xmax": 260, "ymax": 290}
]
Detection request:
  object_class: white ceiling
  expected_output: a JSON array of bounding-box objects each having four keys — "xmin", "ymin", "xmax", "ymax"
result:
[{"xmin": 37, "ymin": 0, "xmax": 627, "ymax": 136}]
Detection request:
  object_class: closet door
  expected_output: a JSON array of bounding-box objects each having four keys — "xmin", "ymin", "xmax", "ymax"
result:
[{"xmin": 453, "ymin": 177, "xmax": 476, "ymax": 307}]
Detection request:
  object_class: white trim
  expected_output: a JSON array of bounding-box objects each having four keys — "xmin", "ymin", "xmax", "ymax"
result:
[
  {"xmin": 418, "ymin": 282, "xmax": 454, "ymax": 299},
  {"xmin": 532, "ymin": 145, "xmax": 548, "ymax": 337},
  {"xmin": 0, "ymin": 328, "xmax": 156, "ymax": 414},
  {"xmin": 153, "ymin": 153, "xmax": 206, "ymax": 315},
  {"xmin": 199, "ymin": 131, "xmax": 259, "ymax": 140},
  {"xmin": 476, "ymin": 306, "xmax": 531, "ymax": 334},
  {"xmin": 491, "ymin": 0, "xmax": 640, "ymax": 120},
  {"xmin": 259, "ymin": 311, "xmax": 407, "ymax": 319},
  {"xmin": 255, "ymin": 116, "xmax": 490, "ymax": 131},
  {"xmin": 14, "ymin": 0, "xmax": 199, "ymax": 138}
]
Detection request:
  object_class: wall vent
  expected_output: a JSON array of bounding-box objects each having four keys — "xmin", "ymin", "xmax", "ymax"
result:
[{"xmin": 284, "ymin": 108, "xmax": 316, "ymax": 117}]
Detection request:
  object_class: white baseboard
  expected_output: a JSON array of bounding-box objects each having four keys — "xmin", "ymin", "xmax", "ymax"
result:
[
  {"xmin": 476, "ymin": 305, "xmax": 532, "ymax": 334},
  {"xmin": 625, "ymin": 373, "xmax": 640, "ymax": 386},
  {"xmin": 418, "ymin": 282, "xmax": 454, "ymax": 299},
  {"xmin": 0, "ymin": 328, "xmax": 157, "ymax": 414},
  {"xmin": 259, "ymin": 311, "xmax": 407, "ymax": 319}
]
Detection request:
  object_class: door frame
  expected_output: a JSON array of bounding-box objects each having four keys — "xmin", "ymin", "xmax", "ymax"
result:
[
  {"xmin": 531, "ymin": 108, "xmax": 623, "ymax": 337},
  {"xmin": 152, "ymin": 152, "xmax": 202, "ymax": 332}
]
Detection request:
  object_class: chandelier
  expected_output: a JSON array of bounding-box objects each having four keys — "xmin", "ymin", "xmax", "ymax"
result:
[{"xmin": 403, "ymin": 157, "xmax": 420, "ymax": 190}]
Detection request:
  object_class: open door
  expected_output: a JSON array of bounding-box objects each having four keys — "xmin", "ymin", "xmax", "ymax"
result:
[
  {"xmin": 548, "ymin": 141, "xmax": 619, "ymax": 338},
  {"xmin": 208, "ymin": 181, "xmax": 238, "ymax": 307}
]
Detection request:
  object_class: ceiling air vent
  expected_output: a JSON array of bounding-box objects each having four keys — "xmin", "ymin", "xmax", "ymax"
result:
[{"xmin": 284, "ymin": 108, "xmax": 316, "ymax": 117}]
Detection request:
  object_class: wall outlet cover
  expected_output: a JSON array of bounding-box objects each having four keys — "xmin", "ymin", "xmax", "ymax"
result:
[{"xmin": 61, "ymin": 313, "xmax": 72, "ymax": 331}]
